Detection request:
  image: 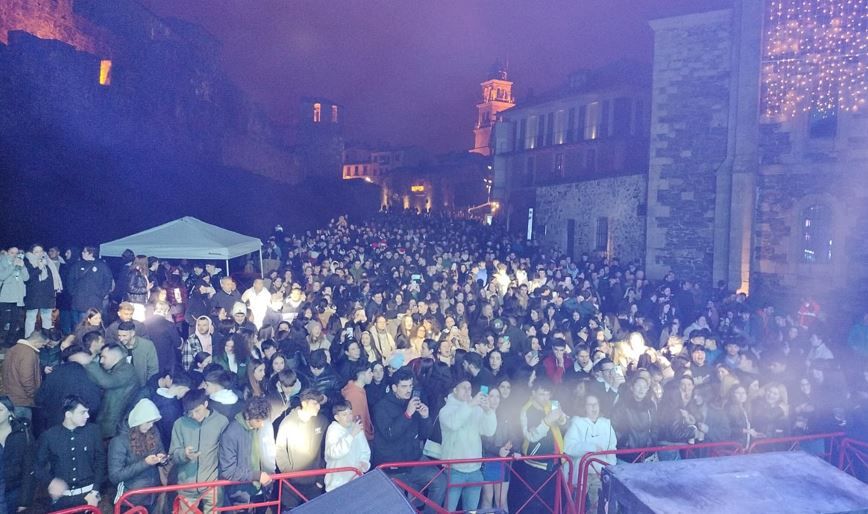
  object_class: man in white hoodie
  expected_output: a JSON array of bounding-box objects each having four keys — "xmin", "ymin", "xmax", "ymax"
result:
[
  {"xmin": 324, "ymin": 401, "xmax": 371, "ymax": 492},
  {"xmin": 564, "ymin": 394, "xmax": 617, "ymax": 511},
  {"xmin": 439, "ymin": 378, "xmax": 497, "ymax": 511}
]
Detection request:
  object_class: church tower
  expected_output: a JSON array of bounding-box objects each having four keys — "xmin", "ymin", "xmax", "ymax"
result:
[{"xmin": 471, "ymin": 61, "xmax": 514, "ymax": 156}]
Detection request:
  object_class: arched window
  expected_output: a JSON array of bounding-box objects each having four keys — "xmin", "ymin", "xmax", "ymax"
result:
[
  {"xmin": 313, "ymin": 103, "xmax": 321, "ymax": 123},
  {"xmin": 801, "ymin": 204, "xmax": 833, "ymax": 263}
]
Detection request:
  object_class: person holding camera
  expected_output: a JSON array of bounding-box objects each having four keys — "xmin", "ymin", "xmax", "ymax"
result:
[
  {"xmin": 0, "ymin": 247, "xmax": 29, "ymax": 348},
  {"xmin": 23, "ymin": 244, "xmax": 61, "ymax": 338},
  {"xmin": 108, "ymin": 399, "xmax": 167, "ymax": 508}
]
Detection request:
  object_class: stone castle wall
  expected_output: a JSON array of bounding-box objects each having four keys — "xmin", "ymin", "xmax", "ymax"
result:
[
  {"xmin": 645, "ymin": 10, "xmax": 733, "ymax": 285},
  {"xmin": 535, "ymin": 174, "xmax": 647, "ymax": 264}
]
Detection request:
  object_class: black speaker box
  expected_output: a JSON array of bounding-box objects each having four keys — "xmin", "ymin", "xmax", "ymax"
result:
[{"xmin": 291, "ymin": 469, "xmax": 417, "ymax": 513}]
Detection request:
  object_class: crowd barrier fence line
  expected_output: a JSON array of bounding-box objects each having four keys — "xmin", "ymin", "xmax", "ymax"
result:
[
  {"xmin": 104, "ymin": 432, "xmax": 851, "ymax": 514},
  {"xmin": 112, "ymin": 467, "xmax": 362, "ymax": 514},
  {"xmin": 376, "ymin": 453, "xmax": 575, "ymax": 514},
  {"xmin": 839, "ymin": 437, "xmax": 868, "ymax": 476},
  {"xmin": 48, "ymin": 507, "xmax": 102, "ymax": 514}
]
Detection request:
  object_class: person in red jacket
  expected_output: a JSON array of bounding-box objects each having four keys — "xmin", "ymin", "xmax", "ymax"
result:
[{"xmin": 542, "ymin": 337, "xmax": 573, "ymax": 385}]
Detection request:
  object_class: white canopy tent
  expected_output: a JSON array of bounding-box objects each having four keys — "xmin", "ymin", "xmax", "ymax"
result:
[{"xmin": 100, "ymin": 216, "xmax": 263, "ymax": 274}]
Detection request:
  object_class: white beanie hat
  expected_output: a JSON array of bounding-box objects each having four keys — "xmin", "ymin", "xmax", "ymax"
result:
[{"xmin": 128, "ymin": 398, "xmax": 161, "ymax": 428}]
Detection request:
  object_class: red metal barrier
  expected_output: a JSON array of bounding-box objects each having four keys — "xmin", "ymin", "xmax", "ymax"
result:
[
  {"xmin": 839, "ymin": 438, "xmax": 868, "ymax": 477},
  {"xmin": 114, "ymin": 467, "xmax": 362, "ymax": 514},
  {"xmin": 377, "ymin": 453, "xmax": 576, "ymax": 514},
  {"xmin": 573, "ymin": 441, "xmax": 743, "ymax": 514},
  {"xmin": 48, "ymin": 507, "xmax": 101, "ymax": 514},
  {"xmin": 745, "ymin": 431, "xmax": 845, "ymax": 463}
]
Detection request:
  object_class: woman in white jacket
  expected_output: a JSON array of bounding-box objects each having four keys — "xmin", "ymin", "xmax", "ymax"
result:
[
  {"xmin": 564, "ymin": 395, "xmax": 617, "ymax": 512},
  {"xmin": 439, "ymin": 378, "xmax": 497, "ymax": 511},
  {"xmin": 324, "ymin": 401, "xmax": 371, "ymax": 492}
]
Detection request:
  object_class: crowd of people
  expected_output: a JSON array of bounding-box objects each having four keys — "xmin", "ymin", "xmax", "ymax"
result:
[{"xmin": 0, "ymin": 210, "xmax": 867, "ymax": 514}]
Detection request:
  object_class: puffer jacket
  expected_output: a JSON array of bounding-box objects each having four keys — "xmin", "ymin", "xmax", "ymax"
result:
[
  {"xmin": 3, "ymin": 419, "xmax": 35, "ymax": 510},
  {"xmin": 611, "ymin": 394, "xmax": 657, "ymax": 450},
  {"xmin": 23, "ymin": 259, "xmax": 57, "ymax": 309},
  {"xmin": 108, "ymin": 427, "xmax": 165, "ymax": 506},
  {"xmin": 125, "ymin": 270, "xmax": 149, "ymax": 304},
  {"xmin": 0, "ymin": 256, "xmax": 29, "ymax": 306}
]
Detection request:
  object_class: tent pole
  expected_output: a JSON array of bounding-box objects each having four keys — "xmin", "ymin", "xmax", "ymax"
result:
[
  {"xmin": 225, "ymin": 259, "xmax": 230, "ymax": 279},
  {"xmin": 259, "ymin": 250, "xmax": 264, "ymax": 278}
]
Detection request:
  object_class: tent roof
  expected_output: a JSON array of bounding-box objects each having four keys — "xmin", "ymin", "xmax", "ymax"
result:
[{"xmin": 100, "ymin": 217, "xmax": 262, "ymax": 260}]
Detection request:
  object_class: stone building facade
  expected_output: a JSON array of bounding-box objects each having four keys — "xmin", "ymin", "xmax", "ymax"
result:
[
  {"xmin": 647, "ymin": 1, "xmax": 868, "ymax": 304},
  {"xmin": 492, "ymin": 62, "xmax": 651, "ymax": 260}
]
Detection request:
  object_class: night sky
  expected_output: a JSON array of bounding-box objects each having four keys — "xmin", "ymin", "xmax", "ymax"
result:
[{"xmin": 141, "ymin": 0, "xmax": 731, "ymax": 152}]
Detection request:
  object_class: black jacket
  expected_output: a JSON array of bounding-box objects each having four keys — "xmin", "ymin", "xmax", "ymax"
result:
[
  {"xmin": 372, "ymin": 392, "xmax": 433, "ymax": 465},
  {"xmin": 35, "ymin": 362, "xmax": 102, "ymax": 434},
  {"xmin": 108, "ymin": 427, "xmax": 165, "ymax": 506},
  {"xmin": 611, "ymin": 394, "xmax": 657, "ymax": 450},
  {"xmin": 125, "ymin": 270, "xmax": 149, "ymax": 304},
  {"xmin": 24, "ymin": 260, "xmax": 57, "ymax": 309},
  {"xmin": 4, "ymin": 419, "xmax": 35, "ymax": 509},
  {"xmin": 143, "ymin": 315, "xmax": 180, "ymax": 371},
  {"xmin": 69, "ymin": 259, "xmax": 113, "ymax": 312}
]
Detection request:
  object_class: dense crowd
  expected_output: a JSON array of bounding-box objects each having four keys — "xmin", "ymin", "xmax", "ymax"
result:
[{"xmin": 0, "ymin": 211, "xmax": 867, "ymax": 513}]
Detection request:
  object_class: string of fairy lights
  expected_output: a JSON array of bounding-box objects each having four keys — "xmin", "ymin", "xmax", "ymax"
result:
[{"xmin": 762, "ymin": 0, "xmax": 867, "ymax": 118}]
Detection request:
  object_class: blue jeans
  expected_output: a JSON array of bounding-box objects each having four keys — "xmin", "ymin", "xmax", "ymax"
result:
[
  {"xmin": 25, "ymin": 308, "xmax": 53, "ymax": 337},
  {"xmin": 446, "ymin": 469, "xmax": 483, "ymax": 511}
]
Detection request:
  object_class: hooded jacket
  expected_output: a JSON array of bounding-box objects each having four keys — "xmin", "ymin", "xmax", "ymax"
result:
[
  {"xmin": 0, "ymin": 255, "xmax": 29, "ymax": 306},
  {"xmin": 324, "ymin": 421, "xmax": 370, "ymax": 491},
  {"xmin": 86, "ymin": 359, "xmax": 139, "ymax": 438},
  {"xmin": 108, "ymin": 427, "xmax": 165, "ymax": 505},
  {"xmin": 439, "ymin": 394, "xmax": 497, "ymax": 473},
  {"xmin": 209, "ymin": 388, "xmax": 244, "ymax": 420},
  {"xmin": 170, "ymin": 410, "xmax": 229, "ymax": 485}
]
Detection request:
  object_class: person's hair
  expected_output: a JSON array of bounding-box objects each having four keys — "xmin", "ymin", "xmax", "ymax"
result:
[
  {"xmin": 102, "ymin": 342, "xmax": 126, "ymax": 359},
  {"xmin": 277, "ymin": 369, "xmax": 298, "ymax": 387},
  {"xmin": 332, "ymin": 400, "xmax": 352, "ymax": 417},
  {"xmin": 182, "ymin": 389, "xmax": 209, "ymax": 413},
  {"xmin": 193, "ymin": 352, "xmax": 211, "ymax": 369},
  {"xmin": 350, "ymin": 362, "xmax": 373, "ymax": 381},
  {"xmin": 62, "ymin": 395, "xmax": 86, "ymax": 415},
  {"xmin": 78, "ymin": 308, "xmax": 103, "ymax": 328},
  {"xmin": 391, "ymin": 367, "xmax": 415, "ymax": 387},
  {"xmin": 532, "ymin": 376, "xmax": 554, "ymax": 393},
  {"xmin": 204, "ymin": 370, "xmax": 234, "ymax": 390},
  {"xmin": 244, "ymin": 396, "xmax": 271, "ymax": 421},
  {"xmin": 218, "ymin": 332, "xmax": 250, "ymax": 362},
  {"xmin": 82, "ymin": 330, "xmax": 104, "ymax": 348},
  {"xmin": 131, "ymin": 255, "xmax": 149, "ymax": 278},
  {"xmin": 118, "ymin": 302, "xmax": 135, "ymax": 313},
  {"xmin": 593, "ymin": 358, "xmax": 614, "ymax": 373},
  {"xmin": 0, "ymin": 395, "xmax": 15, "ymax": 419},
  {"xmin": 246, "ymin": 359, "xmax": 265, "ymax": 397},
  {"xmin": 308, "ymin": 349, "xmax": 329, "ymax": 369},
  {"xmin": 117, "ymin": 321, "xmax": 136, "ymax": 332},
  {"xmin": 171, "ymin": 371, "xmax": 193, "ymax": 389},
  {"xmin": 261, "ymin": 339, "xmax": 276, "ymax": 353},
  {"xmin": 551, "ymin": 338, "xmax": 567, "ymax": 349},
  {"xmin": 463, "ymin": 352, "xmax": 483, "ymax": 370}
]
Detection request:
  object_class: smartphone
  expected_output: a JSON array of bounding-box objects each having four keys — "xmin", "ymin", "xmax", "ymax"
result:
[
  {"xmin": 551, "ymin": 400, "xmax": 560, "ymax": 411},
  {"xmin": 412, "ymin": 389, "xmax": 421, "ymax": 400},
  {"xmin": 480, "ymin": 385, "xmax": 489, "ymax": 395},
  {"xmin": 411, "ymin": 274, "xmax": 422, "ymax": 282}
]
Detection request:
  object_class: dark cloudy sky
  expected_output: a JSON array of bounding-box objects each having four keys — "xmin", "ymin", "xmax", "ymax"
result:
[{"xmin": 141, "ymin": 0, "xmax": 730, "ymax": 152}]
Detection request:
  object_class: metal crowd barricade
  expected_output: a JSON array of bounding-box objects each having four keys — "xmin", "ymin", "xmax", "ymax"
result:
[
  {"xmin": 48, "ymin": 507, "xmax": 102, "ymax": 514},
  {"xmin": 376, "ymin": 453, "xmax": 576, "ymax": 514},
  {"xmin": 572, "ymin": 441, "xmax": 743, "ymax": 514},
  {"xmin": 839, "ymin": 437, "xmax": 868, "ymax": 480},
  {"xmin": 745, "ymin": 431, "xmax": 845, "ymax": 463},
  {"xmin": 113, "ymin": 467, "xmax": 362, "ymax": 514}
]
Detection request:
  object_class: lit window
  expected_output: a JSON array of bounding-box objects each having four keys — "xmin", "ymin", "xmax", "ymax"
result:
[
  {"xmin": 801, "ymin": 205, "xmax": 833, "ymax": 263},
  {"xmin": 99, "ymin": 59, "xmax": 112, "ymax": 86},
  {"xmin": 313, "ymin": 103, "xmax": 321, "ymax": 123},
  {"xmin": 331, "ymin": 105, "xmax": 339, "ymax": 123},
  {"xmin": 584, "ymin": 102, "xmax": 601, "ymax": 140}
]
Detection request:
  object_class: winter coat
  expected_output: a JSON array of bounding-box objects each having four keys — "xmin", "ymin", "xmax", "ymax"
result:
[
  {"xmin": 143, "ymin": 315, "xmax": 180, "ymax": 371},
  {"xmin": 24, "ymin": 259, "xmax": 57, "ymax": 309},
  {"xmin": 564, "ymin": 416, "xmax": 617, "ymax": 482},
  {"xmin": 439, "ymin": 394, "xmax": 497, "ymax": 472},
  {"xmin": 1, "ymin": 341, "xmax": 41, "ymax": 407},
  {"xmin": 324, "ymin": 421, "xmax": 370, "ymax": 491},
  {"xmin": 3, "ymin": 419, "xmax": 36, "ymax": 510},
  {"xmin": 275, "ymin": 409, "xmax": 328, "ymax": 480},
  {"xmin": 150, "ymin": 388, "xmax": 183, "ymax": 450},
  {"xmin": 69, "ymin": 259, "xmax": 113, "ymax": 312},
  {"xmin": 35, "ymin": 361, "xmax": 102, "ymax": 431},
  {"xmin": 170, "ymin": 410, "xmax": 229, "ymax": 485},
  {"xmin": 86, "ymin": 360, "xmax": 139, "ymax": 438},
  {"xmin": 124, "ymin": 336, "xmax": 160, "ymax": 387},
  {"xmin": 125, "ymin": 270, "xmax": 149, "ymax": 304},
  {"xmin": 371, "ymin": 392, "xmax": 433, "ymax": 465},
  {"xmin": 0, "ymin": 256, "xmax": 29, "ymax": 306},
  {"xmin": 108, "ymin": 427, "xmax": 165, "ymax": 506},
  {"xmin": 611, "ymin": 394, "xmax": 657, "ymax": 450},
  {"xmin": 209, "ymin": 389, "xmax": 245, "ymax": 421}
]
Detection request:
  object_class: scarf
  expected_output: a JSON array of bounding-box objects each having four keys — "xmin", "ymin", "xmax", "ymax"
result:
[
  {"xmin": 521, "ymin": 399, "xmax": 565, "ymax": 467},
  {"xmin": 25, "ymin": 252, "xmax": 63, "ymax": 291}
]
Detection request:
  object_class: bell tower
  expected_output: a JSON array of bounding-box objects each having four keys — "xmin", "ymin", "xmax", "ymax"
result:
[{"xmin": 471, "ymin": 61, "xmax": 514, "ymax": 156}]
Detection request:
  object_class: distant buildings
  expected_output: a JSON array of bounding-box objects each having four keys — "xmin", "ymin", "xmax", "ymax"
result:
[
  {"xmin": 495, "ymin": 0, "xmax": 868, "ymax": 304},
  {"xmin": 471, "ymin": 62, "xmax": 515, "ymax": 156},
  {"xmin": 341, "ymin": 146, "xmax": 427, "ymax": 183},
  {"xmin": 492, "ymin": 61, "xmax": 651, "ymax": 263}
]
